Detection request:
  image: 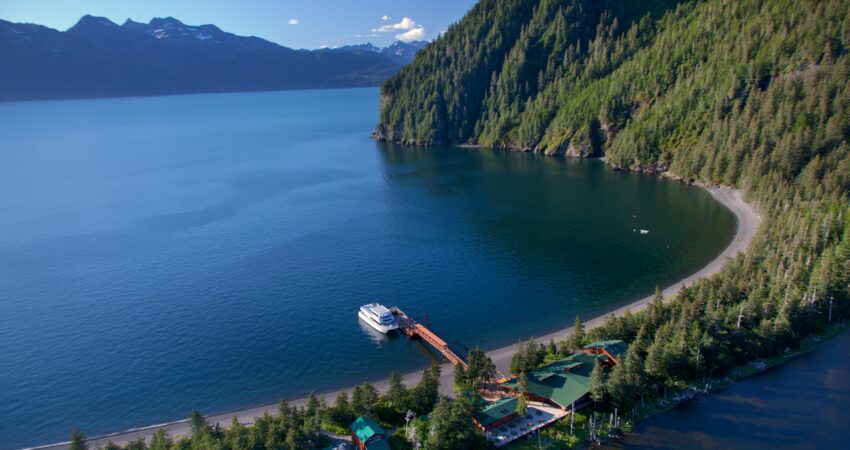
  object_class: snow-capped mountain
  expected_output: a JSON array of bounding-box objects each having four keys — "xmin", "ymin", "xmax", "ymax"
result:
[
  {"xmin": 0, "ymin": 16, "xmax": 412, "ymax": 101},
  {"xmin": 332, "ymin": 40, "xmax": 428, "ymax": 65}
]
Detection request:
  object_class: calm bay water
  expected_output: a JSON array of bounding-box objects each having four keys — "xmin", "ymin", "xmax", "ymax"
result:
[
  {"xmin": 612, "ymin": 330, "xmax": 850, "ymax": 449},
  {"xmin": 0, "ymin": 88, "xmax": 735, "ymax": 448}
]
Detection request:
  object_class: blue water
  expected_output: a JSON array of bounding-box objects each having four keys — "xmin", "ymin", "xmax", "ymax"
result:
[
  {"xmin": 0, "ymin": 88, "xmax": 735, "ymax": 449},
  {"xmin": 613, "ymin": 331, "xmax": 850, "ymax": 449}
]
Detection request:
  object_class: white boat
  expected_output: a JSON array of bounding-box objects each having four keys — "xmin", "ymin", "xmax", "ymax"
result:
[{"xmin": 358, "ymin": 303, "xmax": 399, "ymax": 334}]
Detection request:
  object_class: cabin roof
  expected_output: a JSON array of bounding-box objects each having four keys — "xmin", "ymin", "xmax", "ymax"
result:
[
  {"xmin": 584, "ymin": 339, "xmax": 628, "ymax": 361},
  {"xmin": 350, "ymin": 416, "xmax": 386, "ymax": 444},
  {"xmin": 502, "ymin": 352, "xmax": 603, "ymax": 408},
  {"xmin": 475, "ymin": 396, "xmax": 518, "ymax": 427}
]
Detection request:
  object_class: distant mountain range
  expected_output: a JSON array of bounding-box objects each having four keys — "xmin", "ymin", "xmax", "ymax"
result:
[
  {"xmin": 332, "ymin": 40, "xmax": 428, "ymax": 66},
  {"xmin": 0, "ymin": 15, "xmax": 428, "ymax": 101}
]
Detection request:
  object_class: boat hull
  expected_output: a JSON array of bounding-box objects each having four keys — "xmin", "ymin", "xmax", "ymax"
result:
[{"xmin": 358, "ymin": 309, "xmax": 399, "ymax": 334}]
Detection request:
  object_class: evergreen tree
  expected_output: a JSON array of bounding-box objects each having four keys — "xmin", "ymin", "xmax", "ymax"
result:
[
  {"xmin": 384, "ymin": 371, "xmax": 408, "ymax": 408},
  {"xmin": 454, "ymin": 363, "xmax": 470, "ymax": 393},
  {"xmin": 516, "ymin": 373, "xmax": 530, "ymax": 416},
  {"xmin": 425, "ymin": 396, "xmax": 487, "ymax": 450},
  {"xmin": 123, "ymin": 438, "xmax": 147, "ymax": 450},
  {"xmin": 410, "ymin": 363, "xmax": 441, "ymax": 414},
  {"xmin": 305, "ymin": 392, "xmax": 321, "ymax": 419},
  {"xmin": 606, "ymin": 361, "xmax": 631, "ymax": 409},
  {"xmin": 149, "ymin": 429, "xmax": 172, "ymax": 450},
  {"xmin": 360, "ymin": 383, "xmax": 379, "ymax": 417},
  {"xmin": 69, "ymin": 429, "xmax": 87, "ymax": 450},
  {"xmin": 588, "ymin": 362, "xmax": 607, "ymax": 406},
  {"xmin": 567, "ymin": 316, "xmax": 586, "ymax": 352},
  {"xmin": 329, "ymin": 390, "xmax": 353, "ymax": 425},
  {"xmin": 189, "ymin": 410, "xmax": 207, "ymax": 437}
]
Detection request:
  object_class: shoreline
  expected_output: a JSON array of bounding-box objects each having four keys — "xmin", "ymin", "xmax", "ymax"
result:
[{"xmin": 31, "ymin": 184, "xmax": 760, "ymax": 450}]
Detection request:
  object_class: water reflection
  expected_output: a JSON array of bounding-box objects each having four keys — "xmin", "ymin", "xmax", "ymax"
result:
[
  {"xmin": 374, "ymin": 142, "xmax": 738, "ymax": 349},
  {"xmin": 357, "ymin": 318, "xmax": 401, "ymax": 346},
  {"xmin": 611, "ymin": 331, "xmax": 850, "ymax": 449}
]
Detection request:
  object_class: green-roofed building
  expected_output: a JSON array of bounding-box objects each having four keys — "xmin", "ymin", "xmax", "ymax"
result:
[
  {"xmin": 474, "ymin": 396, "xmax": 519, "ymax": 431},
  {"xmin": 500, "ymin": 340, "xmax": 629, "ymax": 410},
  {"xmin": 349, "ymin": 416, "xmax": 390, "ymax": 450}
]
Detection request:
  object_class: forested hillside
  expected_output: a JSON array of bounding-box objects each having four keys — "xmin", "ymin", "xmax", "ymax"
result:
[
  {"xmin": 379, "ymin": 0, "xmax": 850, "ymax": 412},
  {"xmin": 61, "ymin": 1, "xmax": 850, "ymax": 448}
]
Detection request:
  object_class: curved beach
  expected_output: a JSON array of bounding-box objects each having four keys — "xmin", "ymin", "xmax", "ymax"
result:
[{"xmin": 32, "ymin": 185, "xmax": 760, "ymax": 450}]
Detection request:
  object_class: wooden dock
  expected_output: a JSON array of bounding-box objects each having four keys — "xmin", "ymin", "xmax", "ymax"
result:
[{"xmin": 391, "ymin": 307, "xmax": 468, "ymax": 369}]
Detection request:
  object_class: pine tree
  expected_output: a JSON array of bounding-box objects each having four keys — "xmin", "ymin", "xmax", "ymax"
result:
[
  {"xmin": 189, "ymin": 410, "xmax": 207, "ymax": 436},
  {"xmin": 517, "ymin": 373, "xmax": 530, "ymax": 416},
  {"xmin": 568, "ymin": 316, "xmax": 586, "ymax": 351},
  {"xmin": 149, "ymin": 429, "xmax": 172, "ymax": 450},
  {"xmin": 588, "ymin": 361, "xmax": 607, "ymax": 406},
  {"xmin": 466, "ymin": 346, "xmax": 496, "ymax": 389},
  {"xmin": 384, "ymin": 371, "xmax": 408, "ymax": 408},
  {"xmin": 69, "ymin": 428, "xmax": 87, "ymax": 450}
]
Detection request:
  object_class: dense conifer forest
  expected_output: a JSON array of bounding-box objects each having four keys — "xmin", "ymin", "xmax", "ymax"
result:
[
  {"xmin": 378, "ymin": 0, "xmax": 850, "ymax": 387},
  {"xmin": 69, "ymin": 0, "xmax": 849, "ymax": 448},
  {"xmin": 375, "ymin": 0, "xmax": 850, "ymax": 440}
]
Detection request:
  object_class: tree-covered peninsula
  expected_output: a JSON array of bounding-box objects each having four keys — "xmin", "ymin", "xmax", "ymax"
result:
[{"xmin": 376, "ymin": 0, "xmax": 850, "ymax": 441}]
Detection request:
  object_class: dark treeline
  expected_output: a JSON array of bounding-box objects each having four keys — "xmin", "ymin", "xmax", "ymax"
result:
[
  {"xmin": 381, "ymin": 0, "xmax": 850, "ymax": 417},
  {"xmin": 378, "ymin": 0, "xmax": 850, "ymax": 433},
  {"xmin": 68, "ymin": 361, "xmax": 491, "ymax": 450},
  {"xmin": 68, "ymin": 0, "xmax": 850, "ymax": 448}
]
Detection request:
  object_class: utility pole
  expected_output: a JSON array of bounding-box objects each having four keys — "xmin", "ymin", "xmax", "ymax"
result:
[
  {"xmin": 829, "ymin": 295, "xmax": 833, "ymax": 323},
  {"xmin": 589, "ymin": 413, "xmax": 596, "ymax": 443},
  {"xmin": 695, "ymin": 347, "xmax": 701, "ymax": 371},
  {"xmin": 613, "ymin": 408, "xmax": 618, "ymax": 431},
  {"xmin": 405, "ymin": 410, "xmax": 415, "ymax": 440},
  {"xmin": 570, "ymin": 401, "xmax": 575, "ymax": 436},
  {"xmin": 737, "ymin": 304, "xmax": 744, "ymax": 329}
]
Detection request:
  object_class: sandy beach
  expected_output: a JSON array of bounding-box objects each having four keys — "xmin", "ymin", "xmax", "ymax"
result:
[{"xmin": 32, "ymin": 185, "xmax": 760, "ymax": 450}]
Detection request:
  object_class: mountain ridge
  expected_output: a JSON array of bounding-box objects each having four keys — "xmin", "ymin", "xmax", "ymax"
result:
[{"xmin": 0, "ymin": 15, "xmax": 427, "ymax": 101}]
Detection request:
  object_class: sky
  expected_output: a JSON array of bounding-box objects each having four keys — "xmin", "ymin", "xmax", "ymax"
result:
[{"xmin": 0, "ymin": 0, "xmax": 478, "ymax": 49}]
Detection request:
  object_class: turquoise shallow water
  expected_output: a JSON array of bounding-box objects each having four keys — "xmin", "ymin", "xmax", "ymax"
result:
[{"xmin": 0, "ymin": 88, "xmax": 735, "ymax": 449}]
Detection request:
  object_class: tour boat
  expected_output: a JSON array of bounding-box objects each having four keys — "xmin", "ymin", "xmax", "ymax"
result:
[{"xmin": 358, "ymin": 303, "xmax": 399, "ymax": 334}]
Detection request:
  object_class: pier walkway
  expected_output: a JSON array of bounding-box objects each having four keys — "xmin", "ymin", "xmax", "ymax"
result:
[{"xmin": 391, "ymin": 307, "xmax": 468, "ymax": 369}]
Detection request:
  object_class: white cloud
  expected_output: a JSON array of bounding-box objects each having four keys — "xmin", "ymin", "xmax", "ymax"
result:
[
  {"xmin": 287, "ymin": 18, "xmax": 299, "ymax": 25},
  {"xmin": 396, "ymin": 26, "xmax": 425, "ymax": 41},
  {"xmin": 374, "ymin": 16, "xmax": 418, "ymax": 32},
  {"xmin": 381, "ymin": 15, "xmax": 391, "ymax": 21}
]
